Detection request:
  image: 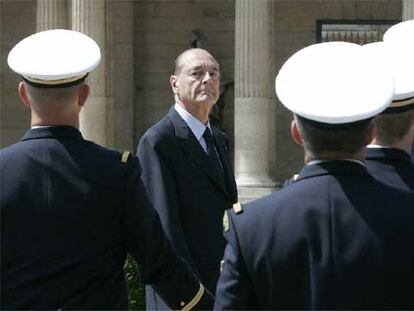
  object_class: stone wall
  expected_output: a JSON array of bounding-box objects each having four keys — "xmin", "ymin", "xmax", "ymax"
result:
[{"xmin": 0, "ymin": 0, "xmax": 36, "ymax": 147}]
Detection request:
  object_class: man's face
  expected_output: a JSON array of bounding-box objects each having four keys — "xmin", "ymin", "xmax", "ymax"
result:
[{"xmin": 171, "ymin": 50, "xmax": 220, "ymax": 113}]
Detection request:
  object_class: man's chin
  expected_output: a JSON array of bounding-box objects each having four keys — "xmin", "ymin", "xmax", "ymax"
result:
[{"xmin": 196, "ymin": 95, "xmax": 217, "ymax": 105}]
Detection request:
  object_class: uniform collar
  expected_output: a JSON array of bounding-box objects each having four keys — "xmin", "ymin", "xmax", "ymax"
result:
[
  {"xmin": 298, "ymin": 160, "xmax": 368, "ymax": 182},
  {"xmin": 21, "ymin": 126, "xmax": 82, "ymax": 141},
  {"xmin": 366, "ymin": 146, "xmax": 413, "ymax": 163}
]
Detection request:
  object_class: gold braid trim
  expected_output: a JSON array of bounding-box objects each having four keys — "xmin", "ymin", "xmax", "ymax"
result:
[
  {"xmin": 181, "ymin": 283, "xmax": 204, "ymax": 311},
  {"xmin": 24, "ymin": 74, "xmax": 87, "ymax": 85},
  {"xmin": 391, "ymin": 96, "xmax": 414, "ymax": 108}
]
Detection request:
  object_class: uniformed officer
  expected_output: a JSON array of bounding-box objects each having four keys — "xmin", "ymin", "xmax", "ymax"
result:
[
  {"xmin": 1, "ymin": 29, "xmax": 211, "ymax": 309},
  {"xmin": 363, "ymin": 21, "xmax": 414, "ymax": 191},
  {"xmin": 214, "ymin": 42, "xmax": 414, "ymax": 309}
]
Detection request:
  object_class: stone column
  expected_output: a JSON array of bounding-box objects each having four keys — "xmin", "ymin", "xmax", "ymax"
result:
[
  {"xmin": 36, "ymin": 0, "xmax": 68, "ymax": 31},
  {"xmin": 234, "ymin": 0, "xmax": 277, "ymax": 202},
  {"xmin": 403, "ymin": 0, "xmax": 414, "ymax": 20},
  {"xmin": 72, "ymin": 0, "xmax": 111, "ymax": 146}
]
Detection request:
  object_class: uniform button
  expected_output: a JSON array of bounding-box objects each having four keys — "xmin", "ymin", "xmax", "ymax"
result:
[{"xmin": 180, "ymin": 301, "xmax": 185, "ymax": 307}]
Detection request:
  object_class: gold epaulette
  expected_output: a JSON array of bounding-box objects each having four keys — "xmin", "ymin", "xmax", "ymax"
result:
[
  {"xmin": 233, "ymin": 202, "xmax": 243, "ymax": 214},
  {"xmin": 223, "ymin": 210, "xmax": 229, "ymax": 232},
  {"xmin": 121, "ymin": 151, "xmax": 131, "ymax": 163},
  {"xmin": 181, "ymin": 283, "xmax": 205, "ymax": 311}
]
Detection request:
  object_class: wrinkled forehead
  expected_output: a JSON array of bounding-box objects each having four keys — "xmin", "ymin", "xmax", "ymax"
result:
[{"xmin": 179, "ymin": 51, "xmax": 220, "ymax": 72}]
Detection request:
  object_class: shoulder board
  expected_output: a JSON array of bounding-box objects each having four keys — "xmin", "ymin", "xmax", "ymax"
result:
[
  {"xmin": 233, "ymin": 202, "xmax": 243, "ymax": 214},
  {"xmin": 223, "ymin": 210, "xmax": 229, "ymax": 232},
  {"xmin": 121, "ymin": 151, "xmax": 131, "ymax": 163}
]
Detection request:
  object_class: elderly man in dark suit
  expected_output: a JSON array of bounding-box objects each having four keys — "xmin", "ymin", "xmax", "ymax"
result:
[
  {"xmin": 137, "ymin": 48, "xmax": 238, "ymax": 310},
  {"xmin": 215, "ymin": 42, "xmax": 414, "ymax": 310},
  {"xmin": 363, "ymin": 21, "xmax": 414, "ymax": 191},
  {"xmin": 1, "ymin": 29, "xmax": 210, "ymax": 310}
]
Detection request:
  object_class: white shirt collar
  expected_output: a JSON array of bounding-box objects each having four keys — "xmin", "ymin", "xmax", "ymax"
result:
[
  {"xmin": 307, "ymin": 159, "xmax": 366, "ymax": 167},
  {"xmin": 367, "ymin": 144, "xmax": 391, "ymax": 149},
  {"xmin": 31, "ymin": 125, "xmax": 54, "ymax": 129},
  {"xmin": 174, "ymin": 103, "xmax": 210, "ymax": 140}
]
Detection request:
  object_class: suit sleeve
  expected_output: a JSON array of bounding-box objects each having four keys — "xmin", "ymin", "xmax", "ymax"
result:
[
  {"xmin": 214, "ymin": 211, "xmax": 256, "ymax": 310},
  {"xmin": 137, "ymin": 134, "xmax": 196, "ymax": 271},
  {"xmin": 123, "ymin": 155, "xmax": 212, "ymax": 310}
]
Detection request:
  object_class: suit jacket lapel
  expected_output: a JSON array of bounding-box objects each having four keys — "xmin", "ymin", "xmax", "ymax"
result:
[
  {"xmin": 167, "ymin": 107, "xmax": 230, "ymax": 197},
  {"xmin": 212, "ymin": 127, "xmax": 238, "ymax": 202}
]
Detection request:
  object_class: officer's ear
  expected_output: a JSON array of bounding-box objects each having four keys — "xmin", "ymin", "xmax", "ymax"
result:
[
  {"xmin": 18, "ymin": 82, "xmax": 31, "ymax": 108},
  {"xmin": 291, "ymin": 119, "xmax": 303, "ymax": 146},
  {"xmin": 170, "ymin": 75, "xmax": 179, "ymax": 95},
  {"xmin": 78, "ymin": 84, "xmax": 90, "ymax": 107}
]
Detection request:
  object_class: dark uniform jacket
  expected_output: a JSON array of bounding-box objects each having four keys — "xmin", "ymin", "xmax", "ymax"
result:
[
  {"xmin": 366, "ymin": 147, "xmax": 414, "ymax": 191},
  {"xmin": 137, "ymin": 107, "xmax": 238, "ymax": 309},
  {"xmin": 1, "ymin": 126, "xmax": 210, "ymax": 310},
  {"xmin": 215, "ymin": 161, "xmax": 414, "ymax": 310}
]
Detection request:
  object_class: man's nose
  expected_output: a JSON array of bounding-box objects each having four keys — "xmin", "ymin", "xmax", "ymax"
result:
[{"xmin": 202, "ymin": 72, "xmax": 213, "ymax": 84}]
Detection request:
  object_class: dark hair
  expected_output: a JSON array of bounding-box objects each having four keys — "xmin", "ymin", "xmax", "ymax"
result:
[
  {"xmin": 374, "ymin": 109, "xmax": 414, "ymax": 145},
  {"xmin": 295, "ymin": 115, "xmax": 373, "ymax": 156}
]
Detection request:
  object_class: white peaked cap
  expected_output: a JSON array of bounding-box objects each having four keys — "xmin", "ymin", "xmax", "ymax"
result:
[
  {"xmin": 363, "ymin": 41, "xmax": 414, "ymax": 105},
  {"xmin": 382, "ymin": 20, "xmax": 414, "ymax": 106},
  {"xmin": 7, "ymin": 29, "xmax": 101, "ymax": 87},
  {"xmin": 275, "ymin": 41, "xmax": 394, "ymax": 124},
  {"xmin": 383, "ymin": 19, "xmax": 414, "ymax": 46}
]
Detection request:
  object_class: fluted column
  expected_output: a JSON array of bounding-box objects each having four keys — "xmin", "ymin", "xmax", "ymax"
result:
[
  {"xmin": 72, "ymin": 0, "xmax": 110, "ymax": 146},
  {"xmin": 403, "ymin": 0, "xmax": 414, "ymax": 20},
  {"xmin": 234, "ymin": 0, "xmax": 277, "ymax": 202},
  {"xmin": 36, "ymin": 0, "xmax": 68, "ymax": 31}
]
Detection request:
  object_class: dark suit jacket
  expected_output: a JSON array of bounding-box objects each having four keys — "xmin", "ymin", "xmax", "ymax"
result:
[
  {"xmin": 366, "ymin": 147, "xmax": 414, "ymax": 191},
  {"xmin": 1, "ymin": 126, "xmax": 211, "ymax": 310},
  {"xmin": 215, "ymin": 161, "xmax": 414, "ymax": 310},
  {"xmin": 137, "ymin": 107, "xmax": 238, "ymax": 309}
]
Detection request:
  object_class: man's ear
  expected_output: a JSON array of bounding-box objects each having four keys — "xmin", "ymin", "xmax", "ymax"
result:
[
  {"xmin": 78, "ymin": 84, "xmax": 90, "ymax": 107},
  {"xmin": 291, "ymin": 119, "xmax": 304, "ymax": 146},
  {"xmin": 170, "ymin": 75, "xmax": 179, "ymax": 95},
  {"xmin": 18, "ymin": 82, "xmax": 31, "ymax": 107}
]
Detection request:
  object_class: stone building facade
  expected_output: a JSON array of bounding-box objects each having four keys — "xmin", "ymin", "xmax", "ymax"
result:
[{"xmin": 1, "ymin": 0, "xmax": 412, "ymax": 201}]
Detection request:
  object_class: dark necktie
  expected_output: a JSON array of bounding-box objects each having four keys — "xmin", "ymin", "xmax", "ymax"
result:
[{"xmin": 203, "ymin": 128, "xmax": 224, "ymax": 182}]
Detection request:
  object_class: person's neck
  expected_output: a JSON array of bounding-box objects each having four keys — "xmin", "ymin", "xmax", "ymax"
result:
[
  {"xmin": 176, "ymin": 101, "xmax": 210, "ymax": 124},
  {"xmin": 31, "ymin": 112, "xmax": 79, "ymax": 129}
]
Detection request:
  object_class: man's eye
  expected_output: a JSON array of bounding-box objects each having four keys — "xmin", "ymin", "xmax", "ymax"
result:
[{"xmin": 191, "ymin": 72, "xmax": 202, "ymax": 77}]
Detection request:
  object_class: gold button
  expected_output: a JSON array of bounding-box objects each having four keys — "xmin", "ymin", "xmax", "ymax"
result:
[{"xmin": 180, "ymin": 301, "xmax": 185, "ymax": 307}]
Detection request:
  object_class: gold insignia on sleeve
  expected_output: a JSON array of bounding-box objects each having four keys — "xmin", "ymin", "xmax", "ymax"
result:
[
  {"xmin": 121, "ymin": 151, "xmax": 131, "ymax": 163},
  {"xmin": 223, "ymin": 211, "xmax": 229, "ymax": 232},
  {"xmin": 233, "ymin": 202, "xmax": 243, "ymax": 214},
  {"xmin": 181, "ymin": 283, "xmax": 205, "ymax": 311}
]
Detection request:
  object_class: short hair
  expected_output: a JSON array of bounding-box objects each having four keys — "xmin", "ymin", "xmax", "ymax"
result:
[
  {"xmin": 25, "ymin": 81, "xmax": 84, "ymax": 108},
  {"xmin": 173, "ymin": 48, "xmax": 219, "ymax": 75},
  {"xmin": 374, "ymin": 109, "xmax": 414, "ymax": 145},
  {"xmin": 295, "ymin": 115, "xmax": 373, "ymax": 156}
]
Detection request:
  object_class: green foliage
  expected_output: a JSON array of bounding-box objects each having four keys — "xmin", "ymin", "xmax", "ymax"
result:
[{"xmin": 124, "ymin": 256, "xmax": 145, "ymax": 310}]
